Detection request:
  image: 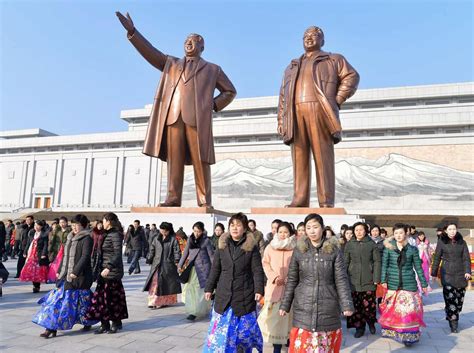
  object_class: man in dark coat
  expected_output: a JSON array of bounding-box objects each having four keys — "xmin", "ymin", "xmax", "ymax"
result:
[
  {"xmin": 116, "ymin": 12, "xmax": 237, "ymax": 207},
  {"xmin": 15, "ymin": 216, "xmax": 34, "ymax": 277},
  {"xmin": 128, "ymin": 220, "xmax": 144, "ymax": 275}
]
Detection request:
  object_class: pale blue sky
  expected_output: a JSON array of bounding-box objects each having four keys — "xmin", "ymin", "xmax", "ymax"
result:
[{"xmin": 1, "ymin": 0, "xmax": 472, "ymax": 135}]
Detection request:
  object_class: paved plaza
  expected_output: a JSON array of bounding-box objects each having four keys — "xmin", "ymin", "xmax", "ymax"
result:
[{"xmin": 1, "ymin": 258, "xmax": 473, "ymax": 353}]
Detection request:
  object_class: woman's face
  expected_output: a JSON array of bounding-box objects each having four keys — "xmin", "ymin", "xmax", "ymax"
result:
[
  {"xmin": 193, "ymin": 227, "xmax": 203, "ymax": 238},
  {"xmin": 370, "ymin": 227, "xmax": 380, "ymax": 238},
  {"xmin": 34, "ymin": 223, "xmax": 42, "ymax": 232},
  {"xmin": 214, "ymin": 226, "xmax": 224, "ymax": 237},
  {"xmin": 418, "ymin": 233, "xmax": 426, "ymax": 241},
  {"xmin": 102, "ymin": 218, "xmax": 111, "ymax": 230},
  {"xmin": 297, "ymin": 225, "xmax": 305, "ymax": 238},
  {"xmin": 71, "ymin": 222, "xmax": 83, "ymax": 234},
  {"xmin": 325, "ymin": 229, "xmax": 333, "ymax": 238},
  {"xmin": 277, "ymin": 226, "xmax": 290, "ymax": 240},
  {"xmin": 229, "ymin": 220, "xmax": 245, "ymax": 240},
  {"xmin": 305, "ymin": 219, "xmax": 323, "ymax": 243},
  {"xmin": 446, "ymin": 224, "xmax": 457, "ymax": 238},
  {"xmin": 160, "ymin": 229, "xmax": 170, "ymax": 237},
  {"xmin": 354, "ymin": 225, "xmax": 366, "ymax": 240},
  {"xmin": 393, "ymin": 228, "xmax": 407, "ymax": 243},
  {"xmin": 97, "ymin": 222, "xmax": 103, "ymax": 230},
  {"xmin": 344, "ymin": 229, "xmax": 353, "ymax": 241}
]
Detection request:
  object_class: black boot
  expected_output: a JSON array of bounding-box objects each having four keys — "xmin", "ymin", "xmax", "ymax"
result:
[
  {"xmin": 368, "ymin": 322, "xmax": 376, "ymax": 334},
  {"xmin": 95, "ymin": 321, "xmax": 110, "ymax": 334},
  {"xmin": 354, "ymin": 327, "xmax": 365, "ymax": 338},
  {"xmin": 449, "ymin": 320, "xmax": 458, "ymax": 333}
]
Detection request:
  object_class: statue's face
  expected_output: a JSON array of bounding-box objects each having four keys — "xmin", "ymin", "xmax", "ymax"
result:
[
  {"xmin": 184, "ymin": 35, "xmax": 204, "ymax": 57},
  {"xmin": 303, "ymin": 30, "xmax": 323, "ymax": 52}
]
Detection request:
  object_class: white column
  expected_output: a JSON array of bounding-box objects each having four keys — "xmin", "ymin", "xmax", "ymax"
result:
[
  {"xmin": 53, "ymin": 155, "xmax": 64, "ymax": 206},
  {"xmin": 82, "ymin": 154, "xmax": 93, "ymax": 207},
  {"xmin": 114, "ymin": 152, "xmax": 125, "ymax": 206}
]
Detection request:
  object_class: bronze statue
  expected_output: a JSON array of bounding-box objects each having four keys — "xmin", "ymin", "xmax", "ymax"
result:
[
  {"xmin": 278, "ymin": 26, "xmax": 359, "ymax": 208},
  {"xmin": 116, "ymin": 12, "xmax": 236, "ymax": 208}
]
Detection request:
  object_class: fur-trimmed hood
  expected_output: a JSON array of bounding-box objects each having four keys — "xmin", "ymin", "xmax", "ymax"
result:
[
  {"xmin": 296, "ymin": 235, "xmax": 340, "ymax": 254},
  {"xmin": 218, "ymin": 231, "xmax": 257, "ymax": 252}
]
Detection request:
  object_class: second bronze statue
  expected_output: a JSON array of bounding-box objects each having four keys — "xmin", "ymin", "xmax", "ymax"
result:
[{"xmin": 116, "ymin": 11, "xmax": 237, "ymax": 208}]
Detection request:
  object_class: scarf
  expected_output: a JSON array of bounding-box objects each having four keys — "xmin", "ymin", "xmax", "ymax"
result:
[{"xmin": 270, "ymin": 235, "xmax": 296, "ymax": 250}]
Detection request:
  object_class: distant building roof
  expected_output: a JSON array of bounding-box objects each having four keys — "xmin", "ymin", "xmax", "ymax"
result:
[{"xmin": 0, "ymin": 128, "xmax": 57, "ymax": 139}]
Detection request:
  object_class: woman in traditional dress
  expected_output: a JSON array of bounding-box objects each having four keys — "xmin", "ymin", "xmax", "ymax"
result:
[
  {"xmin": 20, "ymin": 220, "xmax": 49, "ymax": 293},
  {"xmin": 47, "ymin": 217, "xmax": 71, "ymax": 283},
  {"xmin": 86, "ymin": 212, "xmax": 128, "ymax": 334},
  {"xmin": 380, "ymin": 223, "xmax": 428, "ymax": 346},
  {"xmin": 204, "ymin": 212, "xmax": 264, "ymax": 352},
  {"xmin": 431, "ymin": 222, "xmax": 471, "ymax": 333},
  {"xmin": 279, "ymin": 213, "xmax": 354, "ymax": 353},
  {"xmin": 90, "ymin": 220, "xmax": 105, "ymax": 282},
  {"xmin": 178, "ymin": 221, "xmax": 214, "ymax": 321},
  {"xmin": 258, "ymin": 221, "xmax": 296, "ymax": 353},
  {"xmin": 144, "ymin": 222, "xmax": 181, "ymax": 309},
  {"xmin": 32, "ymin": 214, "xmax": 97, "ymax": 338},
  {"xmin": 344, "ymin": 222, "xmax": 381, "ymax": 337},
  {"xmin": 175, "ymin": 227, "xmax": 188, "ymax": 255},
  {"xmin": 416, "ymin": 231, "xmax": 432, "ymax": 295}
]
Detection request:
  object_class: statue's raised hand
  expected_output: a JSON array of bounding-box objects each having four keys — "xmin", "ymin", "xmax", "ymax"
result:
[{"xmin": 116, "ymin": 11, "xmax": 134, "ymax": 34}]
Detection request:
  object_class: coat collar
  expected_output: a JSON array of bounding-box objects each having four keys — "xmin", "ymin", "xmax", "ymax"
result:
[
  {"xmin": 291, "ymin": 50, "xmax": 330, "ymax": 68},
  {"xmin": 296, "ymin": 235, "xmax": 339, "ymax": 254},
  {"xmin": 177, "ymin": 57, "xmax": 207, "ymax": 83},
  {"xmin": 218, "ymin": 231, "xmax": 257, "ymax": 253}
]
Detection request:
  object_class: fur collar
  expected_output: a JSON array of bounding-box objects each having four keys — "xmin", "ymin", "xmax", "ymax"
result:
[
  {"xmin": 383, "ymin": 236, "xmax": 408, "ymax": 250},
  {"xmin": 296, "ymin": 235, "xmax": 340, "ymax": 254},
  {"xmin": 218, "ymin": 231, "xmax": 257, "ymax": 252},
  {"xmin": 441, "ymin": 232, "xmax": 464, "ymax": 244}
]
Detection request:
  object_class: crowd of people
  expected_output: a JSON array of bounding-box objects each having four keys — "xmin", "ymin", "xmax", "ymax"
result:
[{"xmin": 0, "ymin": 213, "xmax": 472, "ymax": 352}]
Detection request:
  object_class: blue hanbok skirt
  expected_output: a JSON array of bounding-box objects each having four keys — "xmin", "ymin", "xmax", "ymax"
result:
[
  {"xmin": 32, "ymin": 281, "xmax": 98, "ymax": 330},
  {"xmin": 203, "ymin": 306, "xmax": 263, "ymax": 353}
]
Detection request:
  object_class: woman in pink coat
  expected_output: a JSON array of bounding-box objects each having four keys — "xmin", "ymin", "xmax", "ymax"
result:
[{"xmin": 257, "ymin": 221, "xmax": 296, "ymax": 353}]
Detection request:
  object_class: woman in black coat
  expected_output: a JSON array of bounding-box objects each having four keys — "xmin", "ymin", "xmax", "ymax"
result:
[
  {"xmin": 203, "ymin": 213, "xmax": 264, "ymax": 353},
  {"xmin": 431, "ymin": 222, "xmax": 471, "ymax": 333},
  {"xmin": 279, "ymin": 213, "xmax": 354, "ymax": 352},
  {"xmin": 144, "ymin": 222, "xmax": 181, "ymax": 309},
  {"xmin": 32, "ymin": 214, "xmax": 98, "ymax": 338},
  {"xmin": 86, "ymin": 212, "xmax": 128, "ymax": 334},
  {"xmin": 178, "ymin": 221, "xmax": 214, "ymax": 320}
]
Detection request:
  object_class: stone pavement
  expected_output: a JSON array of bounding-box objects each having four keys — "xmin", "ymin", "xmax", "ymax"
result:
[{"xmin": 1, "ymin": 258, "xmax": 473, "ymax": 353}]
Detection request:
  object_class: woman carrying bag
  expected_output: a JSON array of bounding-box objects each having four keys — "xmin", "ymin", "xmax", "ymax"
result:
[{"xmin": 178, "ymin": 221, "xmax": 214, "ymax": 321}]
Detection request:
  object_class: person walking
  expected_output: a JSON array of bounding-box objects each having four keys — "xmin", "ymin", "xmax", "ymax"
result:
[
  {"xmin": 143, "ymin": 228, "xmax": 163, "ymax": 309},
  {"xmin": 91, "ymin": 220, "xmax": 105, "ymax": 282},
  {"xmin": 178, "ymin": 221, "xmax": 214, "ymax": 320},
  {"xmin": 128, "ymin": 220, "xmax": 144, "ymax": 275},
  {"xmin": 279, "ymin": 214, "xmax": 353, "ymax": 353},
  {"xmin": 32, "ymin": 214, "xmax": 97, "ymax": 338},
  {"xmin": 19, "ymin": 220, "xmax": 49, "ymax": 292},
  {"xmin": 204, "ymin": 213, "xmax": 264, "ymax": 352},
  {"xmin": 86, "ymin": 213, "xmax": 128, "ymax": 334},
  {"xmin": 47, "ymin": 217, "xmax": 70, "ymax": 283},
  {"xmin": 258, "ymin": 221, "xmax": 296, "ymax": 353},
  {"xmin": 209, "ymin": 223, "xmax": 225, "ymax": 251},
  {"xmin": 416, "ymin": 231, "xmax": 432, "ymax": 295},
  {"xmin": 431, "ymin": 222, "xmax": 471, "ymax": 333},
  {"xmin": 379, "ymin": 223, "xmax": 428, "ymax": 346},
  {"xmin": 344, "ymin": 222, "xmax": 381, "ymax": 338}
]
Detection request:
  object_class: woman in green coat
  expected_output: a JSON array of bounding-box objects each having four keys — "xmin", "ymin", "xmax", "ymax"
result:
[
  {"xmin": 344, "ymin": 222, "xmax": 381, "ymax": 338},
  {"xmin": 379, "ymin": 223, "xmax": 428, "ymax": 346}
]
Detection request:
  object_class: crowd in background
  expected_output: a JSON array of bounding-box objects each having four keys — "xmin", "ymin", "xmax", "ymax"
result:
[{"xmin": 0, "ymin": 214, "xmax": 472, "ymax": 353}]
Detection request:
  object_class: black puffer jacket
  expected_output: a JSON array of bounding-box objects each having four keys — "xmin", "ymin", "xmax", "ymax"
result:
[
  {"xmin": 101, "ymin": 228, "xmax": 124, "ymax": 280},
  {"xmin": 205, "ymin": 232, "xmax": 264, "ymax": 317},
  {"xmin": 431, "ymin": 233, "xmax": 471, "ymax": 288},
  {"xmin": 280, "ymin": 236, "xmax": 354, "ymax": 332}
]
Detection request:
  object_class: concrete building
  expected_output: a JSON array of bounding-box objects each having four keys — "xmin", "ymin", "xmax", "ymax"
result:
[{"xmin": 1, "ymin": 82, "xmax": 473, "ymax": 223}]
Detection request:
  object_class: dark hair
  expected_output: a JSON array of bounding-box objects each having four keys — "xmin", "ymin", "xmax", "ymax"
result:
[
  {"xmin": 71, "ymin": 214, "xmax": 89, "ymax": 228},
  {"xmin": 102, "ymin": 212, "xmax": 123, "ymax": 232},
  {"xmin": 410, "ymin": 225, "xmax": 416, "ymax": 230},
  {"xmin": 341, "ymin": 227, "xmax": 353, "ymax": 243},
  {"xmin": 152, "ymin": 223, "xmax": 156, "ymax": 227},
  {"xmin": 324, "ymin": 226, "xmax": 336, "ymax": 236},
  {"xmin": 352, "ymin": 222, "xmax": 369, "ymax": 235},
  {"xmin": 15, "ymin": 221, "xmax": 21, "ymax": 225},
  {"xmin": 380, "ymin": 228, "xmax": 387, "ymax": 235},
  {"xmin": 229, "ymin": 212, "xmax": 248, "ymax": 230},
  {"xmin": 193, "ymin": 221, "xmax": 205, "ymax": 231},
  {"xmin": 445, "ymin": 222, "xmax": 458, "ymax": 229},
  {"xmin": 277, "ymin": 222, "xmax": 295, "ymax": 236},
  {"xmin": 393, "ymin": 223, "xmax": 408, "ymax": 233},
  {"xmin": 146, "ymin": 224, "xmax": 150, "ymax": 227},
  {"xmin": 340, "ymin": 224, "xmax": 348, "ymax": 231},
  {"xmin": 35, "ymin": 220, "xmax": 46, "ymax": 229},
  {"xmin": 297, "ymin": 222, "xmax": 305, "ymax": 229},
  {"xmin": 418, "ymin": 231, "xmax": 425, "ymax": 237},
  {"xmin": 214, "ymin": 223, "xmax": 225, "ymax": 232},
  {"xmin": 134, "ymin": 219, "xmax": 140, "ymax": 225},
  {"xmin": 176, "ymin": 227, "xmax": 187, "ymax": 239},
  {"xmin": 53, "ymin": 218, "xmax": 60, "ymax": 223},
  {"xmin": 371, "ymin": 224, "xmax": 381, "ymax": 233},
  {"xmin": 26, "ymin": 215, "xmax": 34, "ymax": 220},
  {"xmin": 304, "ymin": 213, "xmax": 324, "ymax": 228},
  {"xmin": 59, "ymin": 216, "xmax": 68, "ymax": 223},
  {"xmin": 271, "ymin": 219, "xmax": 282, "ymax": 225},
  {"xmin": 248, "ymin": 219, "xmax": 256, "ymax": 226},
  {"xmin": 159, "ymin": 222, "xmax": 175, "ymax": 233}
]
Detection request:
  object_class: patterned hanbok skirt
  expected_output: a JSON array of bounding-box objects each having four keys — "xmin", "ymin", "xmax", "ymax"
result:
[
  {"xmin": 203, "ymin": 306, "xmax": 263, "ymax": 353},
  {"xmin": 32, "ymin": 281, "xmax": 98, "ymax": 330},
  {"xmin": 289, "ymin": 327, "xmax": 342, "ymax": 353},
  {"xmin": 47, "ymin": 244, "xmax": 64, "ymax": 283},
  {"xmin": 19, "ymin": 240, "xmax": 48, "ymax": 283},
  {"xmin": 379, "ymin": 290, "xmax": 425, "ymax": 344},
  {"xmin": 86, "ymin": 278, "xmax": 128, "ymax": 322},
  {"xmin": 147, "ymin": 270, "xmax": 177, "ymax": 307}
]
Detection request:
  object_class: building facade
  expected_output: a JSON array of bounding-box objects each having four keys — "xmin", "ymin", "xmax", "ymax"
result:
[{"xmin": 1, "ymin": 82, "xmax": 473, "ymax": 216}]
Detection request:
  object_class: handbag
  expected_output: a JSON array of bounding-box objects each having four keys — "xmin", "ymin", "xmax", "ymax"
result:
[{"xmin": 178, "ymin": 261, "xmax": 194, "ymax": 284}]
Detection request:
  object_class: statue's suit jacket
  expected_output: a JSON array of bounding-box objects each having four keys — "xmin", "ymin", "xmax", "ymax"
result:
[
  {"xmin": 278, "ymin": 50, "xmax": 359, "ymax": 145},
  {"xmin": 128, "ymin": 30, "xmax": 237, "ymax": 165}
]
